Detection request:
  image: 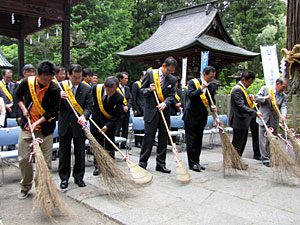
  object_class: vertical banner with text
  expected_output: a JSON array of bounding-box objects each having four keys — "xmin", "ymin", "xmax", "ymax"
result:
[
  {"xmin": 181, "ymin": 57, "xmax": 187, "ymax": 88},
  {"xmin": 260, "ymin": 45, "xmax": 280, "ymax": 87},
  {"xmin": 200, "ymin": 51, "xmax": 209, "ymax": 76}
]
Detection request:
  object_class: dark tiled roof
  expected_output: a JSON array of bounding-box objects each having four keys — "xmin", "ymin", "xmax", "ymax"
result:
[
  {"xmin": 0, "ymin": 49, "xmax": 13, "ymax": 68},
  {"xmin": 118, "ymin": 3, "xmax": 258, "ymax": 58}
]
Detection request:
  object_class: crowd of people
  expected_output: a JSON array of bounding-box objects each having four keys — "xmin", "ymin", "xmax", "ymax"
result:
[{"xmin": 0, "ymin": 56, "xmax": 287, "ymax": 199}]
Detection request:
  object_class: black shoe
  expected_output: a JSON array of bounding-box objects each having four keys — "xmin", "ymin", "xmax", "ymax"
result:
[
  {"xmin": 263, "ymin": 162, "xmax": 270, "ymax": 167},
  {"xmin": 199, "ymin": 164, "xmax": 206, "ymax": 170},
  {"xmin": 93, "ymin": 168, "xmax": 99, "ymax": 176},
  {"xmin": 74, "ymin": 179, "xmax": 86, "ymax": 187},
  {"xmin": 135, "ymin": 142, "xmax": 142, "ymax": 148},
  {"xmin": 253, "ymin": 155, "xmax": 261, "ymax": 161},
  {"xmin": 60, "ymin": 180, "xmax": 68, "ymax": 189},
  {"xmin": 156, "ymin": 165, "xmax": 171, "ymax": 173},
  {"xmin": 189, "ymin": 164, "xmax": 201, "ymax": 172},
  {"xmin": 138, "ymin": 163, "xmax": 146, "ymax": 169}
]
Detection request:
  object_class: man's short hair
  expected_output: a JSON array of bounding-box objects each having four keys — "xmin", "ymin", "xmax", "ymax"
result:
[
  {"xmin": 55, "ymin": 66, "xmax": 65, "ymax": 74},
  {"xmin": 163, "ymin": 56, "xmax": 177, "ymax": 68},
  {"xmin": 104, "ymin": 76, "xmax": 119, "ymax": 88},
  {"xmin": 69, "ymin": 64, "xmax": 82, "ymax": 75},
  {"xmin": 2, "ymin": 69, "xmax": 12, "ymax": 76},
  {"xmin": 37, "ymin": 61, "xmax": 56, "ymax": 76},
  {"xmin": 82, "ymin": 68, "xmax": 93, "ymax": 77},
  {"xmin": 241, "ymin": 71, "xmax": 255, "ymax": 81},
  {"xmin": 203, "ymin": 66, "xmax": 216, "ymax": 75},
  {"xmin": 276, "ymin": 77, "xmax": 286, "ymax": 84},
  {"xmin": 23, "ymin": 64, "xmax": 35, "ymax": 73},
  {"xmin": 117, "ymin": 72, "xmax": 128, "ymax": 80}
]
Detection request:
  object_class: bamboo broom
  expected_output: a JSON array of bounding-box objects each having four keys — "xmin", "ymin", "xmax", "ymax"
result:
[
  {"xmin": 27, "ymin": 116, "xmax": 68, "ymax": 219},
  {"xmin": 253, "ymin": 103, "xmax": 300, "ymax": 180},
  {"xmin": 153, "ymin": 91, "xmax": 191, "ymax": 184},
  {"xmin": 55, "ymin": 78, "xmax": 135, "ymax": 197},
  {"xmin": 89, "ymin": 118, "xmax": 153, "ymax": 185},
  {"xmin": 206, "ymin": 89, "xmax": 248, "ymax": 173}
]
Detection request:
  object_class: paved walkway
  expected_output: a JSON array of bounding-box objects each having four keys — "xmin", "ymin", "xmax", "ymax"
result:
[{"xmin": 2, "ymin": 136, "xmax": 300, "ymax": 225}]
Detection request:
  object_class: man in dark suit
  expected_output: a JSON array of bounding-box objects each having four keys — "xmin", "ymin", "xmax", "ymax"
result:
[
  {"xmin": 138, "ymin": 56, "xmax": 177, "ymax": 173},
  {"xmin": 183, "ymin": 66, "xmax": 217, "ymax": 172},
  {"xmin": 115, "ymin": 72, "xmax": 132, "ymax": 149},
  {"xmin": 229, "ymin": 71, "xmax": 262, "ymax": 157},
  {"xmin": 58, "ymin": 64, "xmax": 93, "ymax": 189},
  {"xmin": 0, "ymin": 69, "xmax": 18, "ymax": 127},
  {"xmin": 131, "ymin": 71, "xmax": 146, "ymax": 148},
  {"xmin": 91, "ymin": 76, "xmax": 123, "ymax": 176}
]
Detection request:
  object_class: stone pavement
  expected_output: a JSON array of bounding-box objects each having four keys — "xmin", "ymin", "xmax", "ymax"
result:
[{"xmin": 2, "ymin": 135, "xmax": 300, "ymax": 225}]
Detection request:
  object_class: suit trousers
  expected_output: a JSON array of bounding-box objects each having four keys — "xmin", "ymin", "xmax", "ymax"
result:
[
  {"xmin": 250, "ymin": 119, "xmax": 260, "ymax": 158},
  {"xmin": 139, "ymin": 113, "xmax": 168, "ymax": 168},
  {"xmin": 115, "ymin": 115, "xmax": 129, "ymax": 141},
  {"xmin": 258, "ymin": 125, "xmax": 278, "ymax": 162},
  {"xmin": 184, "ymin": 120, "xmax": 205, "ymax": 167},
  {"xmin": 18, "ymin": 130, "xmax": 53, "ymax": 192},
  {"xmin": 232, "ymin": 128, "xmax": 249, "ymax": 156},
  {"xmin": 59, "ymin": 125, "xmax": 86, "ymax": 181},
  {"xmin": 92, "ymin": 127, "xmax": 115, "ymax": 167}
]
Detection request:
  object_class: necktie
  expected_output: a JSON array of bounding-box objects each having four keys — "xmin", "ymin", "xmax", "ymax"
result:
[
  {"xmin": 71, "ymin": 86, "xmax": 76, "ymax": 96},
  {"xmin": 5, "ymin": 83, "xmax": 9, "ymax": 91},
  {"xmin": 160, "ymin": 75, "xmax": 165, "ymax": 86}
]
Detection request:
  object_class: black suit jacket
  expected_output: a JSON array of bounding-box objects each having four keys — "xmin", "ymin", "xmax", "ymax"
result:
[
  {"xmin": 58, "ymin": 82, "xmax": 93, "ymax": 138},
  {"xmin": 91, "ymin": 85, "xmax": 123, "ymax": 131},
  {"xmin": 15, "ymin": 77, "xmax": 60, "ymax": 136},
  {"xmin": 140, "ymin": 69, "xmax": 176, "ymax": 123},
  {"xmin": 183, "ymin": 78, "xmax": 216, "ymax": 125},
  {"xmin": 0, "ymin": 80, "xmax": 19, "ymax": 118},
  {"xmin": 131, "ymin": 81, "xmax": 145, "ymax": 116},
  {"xmin": 120, "ymin": 85, "xmax": 131, "ymax": 118},
  {"xmin": 229, "ymin": 83, "xmax": 256, "ymax": 129}
]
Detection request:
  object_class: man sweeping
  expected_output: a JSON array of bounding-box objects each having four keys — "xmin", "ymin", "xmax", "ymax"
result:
[
  {"xmin": 183, "ymin": 66, "xmax": 217, "ymax": 172},
  {"xmin": 15, "ymin": 61, "xmax": 60, "ymax": 199},
  {"xmin": 91, "ymin": 76, "xmax": 123, "ymax": 176},
  {"xmin": 254, "ymin": 78, "xmax": 288, "ymax": 167},
  {"xmin": 229, "ymin": 71, "xmax": 262, "ymax": 159}
]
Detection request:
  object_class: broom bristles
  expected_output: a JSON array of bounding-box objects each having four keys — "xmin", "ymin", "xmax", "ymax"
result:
[
  {"xmin": 83, "ymin": 127, "xmax": 136, "ymax": 198},
  {"xmin": 267, "ymin": 131, "xmax": 300, "ymax": 182},
  {"xmin": 33, "ymin": 142, "xmax": 68, "ymax": 220},
  {"xmin": 287, "ymin": 129, "xmax": 300, "ymax": 166}
]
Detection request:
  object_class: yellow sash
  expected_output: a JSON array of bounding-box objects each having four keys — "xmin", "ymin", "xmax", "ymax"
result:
[
  {"xmin": 0, "ymin": 82, "xmax": 13, "ymax": 102},
  {"xmin": 268, "ymin": 86, "xmax": 281, "ymax": 116},
  {"xmin": 117, "ymin": 87, "xmax": 128, "ymax": 106},
  {"xmin": 175, "ymin": 93, "xmax": 181, "ymax": 102},
  {"xmin": 136, "ymin": 81, "xmax": 142, "ymax": 88},
  {"xmin": 82, "ymin": 80, "xmax": 90, "ymax": 86},
  {"xmin": 28, "ymin": 76, "xmax": 46, "ymax": 116},
  {"xmin": 62, "ymin": 80, "xmax": 84, "ymax": 115},
  {"xmin": 192, "ymin": 78, "xmax": 209, "ymax": 108},
  {"xmin": 153, "ymin": 69, "xmax": 164, "ymax": 102},
  {"xmin": 230, "ymin": 85, "xmax": 254, "ymax": 108},
  {"xmin": 96, "ymin": 84, "xmax": 112, "ymax": 119}
]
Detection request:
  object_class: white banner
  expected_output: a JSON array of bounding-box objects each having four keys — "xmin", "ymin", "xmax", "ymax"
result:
[
  {"xmin": 260, "ymin": 45, "xmax": 280, "ymax": 87},
  {"xmin": 181, "ymin": 57, "xmax": 187, "ymax": 88}
]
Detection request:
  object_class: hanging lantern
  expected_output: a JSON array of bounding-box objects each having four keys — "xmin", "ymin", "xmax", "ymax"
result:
[
  {"xmin": 11, "ymin": 13, "xmax": 15, "ymax": 24},
  {"xmin": 38, "ymin": 35, "xmax": 40, "ymax": 43},
  {"xmin": 38, "ymin": 17, "xmax": 41, "ymax": 28},
  {"xmin": 46, "ymin": 32, "xmax": 49, "ymax": 40},
  {"xmin": 55, "ymin": 28, "xmax": 59, "ymax": 36},
  {"xmin": 29, "ymin": 38, "xmax": 33, "ymax": 45}
]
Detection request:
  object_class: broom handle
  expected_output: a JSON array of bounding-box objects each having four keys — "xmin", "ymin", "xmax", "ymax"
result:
[
  {"xmin": 253, "ymin": 103, "xmax": 269, "ymax": 130},
  {"xmin": 54, "ymin": 77, "xmax": 128, "ymax": 159},
  {"xmin": 153, "ymin": 91, "xmax": 178, "ymax": 157},
  {"xmin": 206, "ymin": 88, "xmax": 220, "ymax": 119},
  {"xmin": 26, "ymin": 115, "xmax": 36, "ymax": 140}
]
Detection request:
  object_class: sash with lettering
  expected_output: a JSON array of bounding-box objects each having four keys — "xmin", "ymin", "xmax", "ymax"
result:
[
  {"xmin": 0, "ymin": 81, "xmax": 13, "ymax": 102},
  {"xmin": 28, "ymin": 76, "xmax": 46, "ymax": 116},
  {"xmin": 153, "ymin": 69, "xmax": 164, "ymax": 102},
  {"xmin": 62, "ymin": 80, "xmax": 84, "ymax": 115},
  {"xmin": 268, "ymin": 86, "xmax": 281, "ymax": 116},
  {"xmin": 96, "ymin": 84, "xmax": 112, "ymax": 119},
  {"xmin": 117, "ymin": 87, "xmax": 128, "ymax": 106},
  {"xmin": 192, "ymin": 78, "xmax": 209, "ymax": 108},
  {"xmin": 230, "ymin": 84, "xmax": 254, "ymax": 108}
]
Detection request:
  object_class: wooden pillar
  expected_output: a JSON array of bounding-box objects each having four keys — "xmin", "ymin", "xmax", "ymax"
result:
[{"xmin": 62, "ymin": 0, "xmax": 71, "ymax": 69}]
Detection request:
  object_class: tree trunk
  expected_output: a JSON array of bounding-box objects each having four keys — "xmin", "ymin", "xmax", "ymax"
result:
[{"xmin": 286, "ymin": 0, "xmax": 300, "ymax": 98}]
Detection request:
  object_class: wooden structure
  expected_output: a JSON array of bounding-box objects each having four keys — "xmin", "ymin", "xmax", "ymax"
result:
[
  {"xmin": 118, "ymin": 1, "xmax": 259, "ymax": 77},
  {"xmin": 0, "ymin": 0, "xmax": 84, "ymax": 76}
]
